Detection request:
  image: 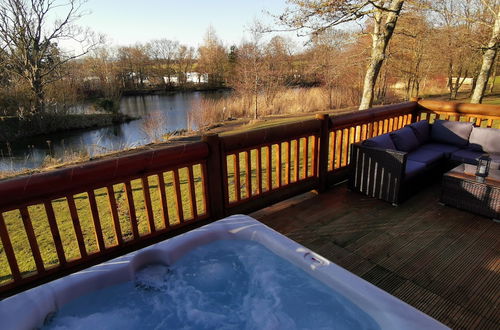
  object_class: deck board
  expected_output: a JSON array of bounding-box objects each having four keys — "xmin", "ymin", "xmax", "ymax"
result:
[{"xmin": 251, "ymin": 183, "xmax": 500, "ymax": 329}]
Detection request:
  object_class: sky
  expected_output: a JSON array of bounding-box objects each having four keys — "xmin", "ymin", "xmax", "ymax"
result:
[{"xmin": 66, "ymin": 0, "xmax": 303, "ymax": 50}]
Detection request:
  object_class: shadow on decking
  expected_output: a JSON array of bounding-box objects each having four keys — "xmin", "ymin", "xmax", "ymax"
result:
[{"xmin": 251, "ymin": 183, "xmax": 499, "ymax": 330}]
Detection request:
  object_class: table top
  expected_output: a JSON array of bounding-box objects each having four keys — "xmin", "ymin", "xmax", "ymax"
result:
[{"xmin": 444, "ymin": 164, "xmax": 500, "ymax": 186}]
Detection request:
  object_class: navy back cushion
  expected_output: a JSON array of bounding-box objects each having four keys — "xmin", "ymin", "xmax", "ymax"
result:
[
  {"xmin": 431, "ymin": 120, "xmax": 473, "ymax": 147},
  {"xmin": 390, "ymin": 126, "xmax": 420, "ymax": 152},
  {"xmin": 409, "ymin": 120, "xmax": 431, "ymax": 144},
  {"xmin": 362, "ymin": 133, "xmax": 396, "ymax": 150}
]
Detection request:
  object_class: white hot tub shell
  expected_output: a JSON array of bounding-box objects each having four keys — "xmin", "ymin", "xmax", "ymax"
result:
[{"xmin": 0, "ymin": 215, "xmax": 449, "ymax": 330}]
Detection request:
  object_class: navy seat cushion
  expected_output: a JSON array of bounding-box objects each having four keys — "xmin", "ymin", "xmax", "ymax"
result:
[
  {"xmin": 419, "ymin": 143, "xmax": 461, "ymax": 157},
  {"xmin": 409, "ymin": 120, "xmax": 431, "ymax": 144},
  {"xmin": 405, "ymin": 160, "xmax": 426, "ymax": 180},
  {"xmin": 363, "ymin": 133, "xmax": 396, "ymax": 150},
  {"xmin": 390, "ymin": 127, "xmax": 420, "ymax": 152},
  {"xmin": 407, "ymin": 149, "xmax": 445, "ymax": 167},
  {"xmin": 450, "ymin": 150, "xmax": 500, "ymax": 170},
  {"xmin": 468, "ymin": 127, "xmax": 500, "ymax": 154},
  {"xmin": 450, "ymin": 149, "xmax": 482, "ymax": 165},
  {"xmin": 431, "ymin": 120, "xmax": 473, "ymax": 147}
]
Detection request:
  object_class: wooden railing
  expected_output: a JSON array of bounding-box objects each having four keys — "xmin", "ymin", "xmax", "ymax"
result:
[
  {"xmin": 0, "ymin": 99, "xmax": 499, "ymax": 298},
  {"xmin": 416, "ymin": 99, "xmax": 500, "ymax": 128}
]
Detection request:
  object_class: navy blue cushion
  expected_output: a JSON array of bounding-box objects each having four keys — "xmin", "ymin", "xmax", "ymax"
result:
[
  {"xmin": 390, "ymin": 127, "xmax": 420, "ymax": 152},
  {"xmin": 407, "ymin": 149, "xmax": 445, "ymax": 167},
  {"xmin": 468, "ymin": 127, "xmax": 500, "ymax": 153},
  {"xmin": 431, "ymin": 120, "xmax": 473, "ymax": 147},
  {"xmin": 419, "ymin": 143, "xmax": 461, "ymax": 157},
  {"xmin": 405, "ymin": 160, "xmax": 426, "ymax": 180},
  {"xmin": 409, "ymin": 120, "xmax": 431, "ymax": 144},
  {"xmin": 363, "ymin": 133, "xmax": 396, "ymax": 150},
  {"xmin": 450, "ymin": 149, "xmax": 482, "ymax": 165}
]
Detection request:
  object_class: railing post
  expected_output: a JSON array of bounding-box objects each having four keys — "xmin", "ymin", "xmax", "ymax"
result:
[
  {"xmin": 202, "ymin": 133, "xmax": 226, "ymax": 220},
  {"xmin": 316, "ymin": 114, "xmax": 330, "ymax": 193},
  {"xmin": 410, "ymin": 97, "xmax": 422, "ymax": 123}
]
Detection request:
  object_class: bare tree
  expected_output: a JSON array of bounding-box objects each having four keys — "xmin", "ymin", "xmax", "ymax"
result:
[
  {"xmin": 177, "ymin": 45, "xmax": 196, "ymax": 85},
  {"xmin": 116, "ymin": 45, "xmax": 150, "ymax": 89},
  {"xmin": 0, "ymin": 0, "xmax": 100, "ymax": 114},
  {"xmin": 280, "ymin": 0, "xmax": 405, "ymax": 110},
  {"xmin": 471, "ymin": 0, "xmax": 500, "ymax": 103},
  {"xmin": 308, "ymin": 29, "xmax": 356, "ymax": 108},
  {"xmin": 148, "ymin": 39, "xmax": 179, "ymax": 88},
  {"xmin": 198, "ymin": 26, "xmax": 228, "ymax": 87},
  {"xmin": 389, "ymin": 8, "xmax": 434, "ymax": 100}
]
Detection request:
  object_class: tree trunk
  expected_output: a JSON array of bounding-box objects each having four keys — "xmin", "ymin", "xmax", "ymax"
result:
[
  {"xmin": 359, "ymin": 0, "xmax": 404, "ymax": 110},
  {"xmin": 471, "ymin": 8, "xmax": 500, "ymax": 103},
  {"xmin": 489, "ymin": 57, "xmax": 497, "ymax": 93},
  {"xmin": 359, "ymin": 33, "xmax": 386, "ymax": 110},
  {"xmin": 31, "ymin": 77, "xmax": 45, "ymax": 114}
]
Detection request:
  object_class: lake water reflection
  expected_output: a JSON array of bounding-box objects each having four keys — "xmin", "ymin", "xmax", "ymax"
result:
[{"xmin": 0, "ymin": 91, "xmax": 227, "ymax": 171}]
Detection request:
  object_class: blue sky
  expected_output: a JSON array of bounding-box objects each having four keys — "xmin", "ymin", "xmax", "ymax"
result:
[{"xmin": 74, "ymin": 0, "xmax": 298, "ymax": 48}]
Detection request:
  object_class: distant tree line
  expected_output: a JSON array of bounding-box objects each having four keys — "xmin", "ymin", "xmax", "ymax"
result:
[{"xmin": 0, "ymin": 0, "xmax": 499, "ymax": 118}]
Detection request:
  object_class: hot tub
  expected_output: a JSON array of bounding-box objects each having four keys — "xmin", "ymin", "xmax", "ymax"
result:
[{"xmin": 0, "ymin": 215, "xmax": 448, "ymax": 329}]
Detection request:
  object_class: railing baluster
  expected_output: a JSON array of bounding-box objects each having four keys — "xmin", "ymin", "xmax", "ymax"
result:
[
  {"xmin": 19, "ymin": 207, "xmax": 45, "ymax": 274},
  {"xmin": 87, "ymin": 191, "xmax": 105, "ymax": 252},
  {"xmin": 276, "ymin": 143, "xmax": 282, "ymax": 187},
  {"xmin": 234, "ymin": 153, "xmax": 241, "ymax": 201},
  {"xmin": 266, "ymin": 146, "xmax": 272, "ymax": 191},
  {"xmin": 342, "ymin": 129, "xmax": 349, "ymax": 167},
  {"xmin": 329, "ymin": 132, "xmax": 335, "ymax": 171},
  {"xmin": 66, "ymin": 196, "xmax": 87, "ymax": 258},
  {"xmin": 141, "ymin": 177, "xmax": 156, "ymax": 233},
  {"xmin": 245, "ymin": 150, "xmax": 252, "ymax": 198},
  {"xmin": 336, "ymin": 130, "xmax": 343, "ymax": 169},
  {"xmin": 200, "ymin": 163, "xmax": 209, "ymax": 216},
  {"xmin": 294, "ymin": 139, "xmax": 299, "ymax": 181},
  {"xmin": 44, "ymin": 201, "xmax": 66, "ymax": 265},
  {"xmin": 187, "ymin": 165, "xmax": 198, "ymax": 219},
  {"xmin": 124, "ymin": 181, "xmax": 140, "ymax": 239},
  {"xmin": 312, "ymin": 136, "xmax": 318, "ymax": 177},
  {"xmin": 256, "ymin": 148, "xmax": 262, "ymax": 195},
  {"xmin": 0, "ymin": 213, "xmax": 21, "ymax": 281},
  {"xmin": 286, "ymin": 141, "xmax": 291, "ymax": 185},
  {"xmin": 361, "ymin": 124, "xmax": 367, "ymax": 141},
  {"xmin": 173, "ymin": 169, "xmax": 185, "ymax": 223},
  {"xmin": 106, "ymin": 185, "xmax": 123, "ymax": 246},
  {"xmin": 157, "ymin": 173, "xmax": 170, "ymax": 228},
  {"xmin": 301, "ymin": 137, "xmax": 307, "ymax": 178}
]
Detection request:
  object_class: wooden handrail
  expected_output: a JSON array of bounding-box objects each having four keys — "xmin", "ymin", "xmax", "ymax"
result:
[
  {"xmin": 0, "ymin": 99, "xmax": 498, "ymax": 299},
  {"xmin": 417, "ymin": 99, "xmax": 500, "ymax": 116},
  {"xmin": 330, "ymin": 101, "xmax": 417, "ymax": 130},
  {"xmin": 221, "ymin": 118, "xmax": 321, "ymax": 152},
  {"xmin": 0, "ymin": 142, "xmax": 209, "ymax": 211}
]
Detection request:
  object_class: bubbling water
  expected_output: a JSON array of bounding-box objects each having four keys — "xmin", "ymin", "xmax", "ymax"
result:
[{"xmin": 44, "ymin": 240, "xmax": 380, "ymax": 330}]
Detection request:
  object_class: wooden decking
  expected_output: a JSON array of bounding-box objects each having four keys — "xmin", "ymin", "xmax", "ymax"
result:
[{"xmin": 251, "ymin": 183, "xmax": 499, "ymax": 329}]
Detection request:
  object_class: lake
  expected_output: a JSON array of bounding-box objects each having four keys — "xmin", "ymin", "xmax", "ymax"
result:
[{"xmin": 0, "ymin": 91, "xmax": 227, "ymax": 172}]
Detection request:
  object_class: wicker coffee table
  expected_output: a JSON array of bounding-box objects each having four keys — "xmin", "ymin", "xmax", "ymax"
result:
[{"xmin": 441, "ymin": 164, "xmax": 500, "ymax": 220}]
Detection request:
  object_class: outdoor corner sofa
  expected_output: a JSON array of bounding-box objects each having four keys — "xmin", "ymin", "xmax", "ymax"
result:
[{"xmin": 349, "ymin": 119, "xmax": 500, "ymax": 205}]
